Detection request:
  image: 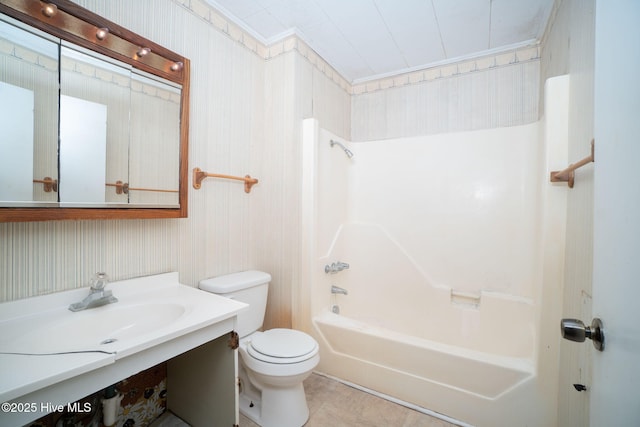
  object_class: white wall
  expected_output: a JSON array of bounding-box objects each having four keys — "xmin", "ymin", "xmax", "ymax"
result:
[
  {"xmin": 347, "ymin": 125, "xmax": 541, "ymax": 298},
  {"xmin": 540, "ymin": 1, "xmax": 596, "ymax": 426}
]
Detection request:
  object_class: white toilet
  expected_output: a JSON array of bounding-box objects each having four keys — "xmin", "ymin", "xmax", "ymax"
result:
[{"xmin": 199, "ymin": 270, "xmax": 319, "ymax": 427}]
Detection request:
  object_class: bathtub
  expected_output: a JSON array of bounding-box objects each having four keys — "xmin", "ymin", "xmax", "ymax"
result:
[
  {"xmin": 309, "ymin": 223, "xmax": 544, "ymax": 426},
  {"xmin": 314, "ymin": 296, "xmax": 535, "ymax": 400},
  {"xmin": 313, "ymin": 298, "xmax": 536, "ymax": 417}
]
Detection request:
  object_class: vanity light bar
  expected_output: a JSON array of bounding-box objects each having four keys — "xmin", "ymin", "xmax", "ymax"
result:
[{"xmin": 0, "ymin": 0, "xmax": 187, "ymax": 83}]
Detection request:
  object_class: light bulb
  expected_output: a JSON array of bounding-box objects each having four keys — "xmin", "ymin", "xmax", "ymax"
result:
[
  {"xmin": 42, "ymin": 3, "xmax": 58, "ymax": 18},
  {"xmin": 96, "ymin": 27, "xmax": 109, "ymax": 41},
  {"xmin": 137, "ymin": 47, "xmax": 151, "ymax": 57}
]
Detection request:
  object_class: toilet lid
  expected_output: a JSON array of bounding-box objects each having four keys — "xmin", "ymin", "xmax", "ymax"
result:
[{"xmin": 248, "ymin": 329, "xmax": 318, "ymax": 364}]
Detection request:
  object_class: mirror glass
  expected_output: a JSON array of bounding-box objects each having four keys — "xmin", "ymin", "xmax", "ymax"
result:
[
  {"xmin": 0, "ymin": 1, "xmax": 189, "ymax": 221},
  {"xmin": 128, "ymin": 70, "xmax": 181, "ymax": 206},
  {"xmin": 0, "ymin": 18, "xmax": 59, "ymax": 205},
  {"xmin": 58, "ymin": 45, "xmax": 181, "ymax": 207},
  {"xmin": 60, "ymin": 44, "xmax": 132, "ymax": 205}
]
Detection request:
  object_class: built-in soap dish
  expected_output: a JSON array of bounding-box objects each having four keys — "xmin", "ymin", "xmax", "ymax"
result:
[{"xmin": 450, "ymin": 291, "xmax": 481, "ymax": 309}]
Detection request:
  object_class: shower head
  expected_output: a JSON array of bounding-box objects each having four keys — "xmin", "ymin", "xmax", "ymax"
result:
[
  {"xmin": 344, "ymin": 148, "xmax": 354, "ymax": 159},
  {"xmin": 330, "ymin": 139, "xmax": 354, "ymax": 159}
]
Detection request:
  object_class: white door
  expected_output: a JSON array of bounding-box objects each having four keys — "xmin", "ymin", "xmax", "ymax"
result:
[{"xmin": 591, "ymin": 1, "xmax": 640, "ymax": 425}]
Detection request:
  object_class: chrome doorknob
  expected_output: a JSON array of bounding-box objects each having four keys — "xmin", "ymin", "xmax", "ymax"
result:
[{"xmin": 560, "ymin": 318, "xmax": 604, "ymax": 351}]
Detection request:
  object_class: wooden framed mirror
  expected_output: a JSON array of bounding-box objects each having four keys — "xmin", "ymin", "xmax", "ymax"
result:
[{"xmin": 0, "ymin": 0, "xmax": 190, "ymax": 221}]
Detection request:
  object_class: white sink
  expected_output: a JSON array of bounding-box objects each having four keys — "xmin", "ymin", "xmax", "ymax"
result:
[
  {"xmin": 3, "ymin": 302, "xmax": 188, "ymax": 354},
  {"xmin": 0, "ymin": 271, "xmax": 248, "ymax": 424}
]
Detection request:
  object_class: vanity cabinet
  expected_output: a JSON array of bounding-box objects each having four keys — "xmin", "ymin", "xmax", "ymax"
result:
[
  {"xmin": 169, "ymin": 334, "xmax": 239, "ymax": 426},
  {"xmin": 1, "ymin": 323, "xmax": 240, "ymax": 427}
]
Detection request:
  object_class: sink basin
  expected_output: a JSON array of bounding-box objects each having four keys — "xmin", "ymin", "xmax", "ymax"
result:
[
  {"xmin": 4, "ymin": 303, "xmax": 187, "ymax": 354},
  {"xmin": 0, "ymin": 272, "xmax": 247, "ymax": 358}
]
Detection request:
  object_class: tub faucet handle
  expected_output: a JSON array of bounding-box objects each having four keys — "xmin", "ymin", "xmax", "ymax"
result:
[
  {"xmin": 336, "ymin": 261, "xmax": 349, "ymax": 270},
  {"xmin": 325, "ymin": 261, "xmax": 350, "ymax": 274}
]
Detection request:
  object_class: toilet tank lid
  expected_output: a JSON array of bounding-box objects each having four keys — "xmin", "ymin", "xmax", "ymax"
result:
[{"xmin": 199, "ymin": 270, "xmax": 271, "ymax": 293}]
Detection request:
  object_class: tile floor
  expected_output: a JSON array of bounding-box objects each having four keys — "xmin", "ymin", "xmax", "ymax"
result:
[{"xmin": 239, "ymin": 373, "xmax": 459, "ymax": 427}]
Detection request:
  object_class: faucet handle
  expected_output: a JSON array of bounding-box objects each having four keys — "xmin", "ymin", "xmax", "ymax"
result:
[
  {"xmin": 324, "ymin": 261, "xmax": 350, "ymax": 274},
  {"xmin": 90, "ymin": 272, "xmax": 109, "ymax": 291}
]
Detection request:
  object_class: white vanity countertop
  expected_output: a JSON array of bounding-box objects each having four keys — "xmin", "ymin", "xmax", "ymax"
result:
[
  {"xmin": 0, "ymin": 272, "xmax": 247, "ymax": 403},
  {"xmin": 0, "ymin": 352, "xmax": 114, "ymax": 404}
]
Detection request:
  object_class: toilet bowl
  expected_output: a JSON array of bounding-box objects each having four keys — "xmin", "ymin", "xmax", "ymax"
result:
[
  {"xmin": 239, "ymin": 329, "xmax": 319, "ymax": 427},
  {"xmin": 199, "ymin": 271, "xmax": 319, "ymax": 427}
]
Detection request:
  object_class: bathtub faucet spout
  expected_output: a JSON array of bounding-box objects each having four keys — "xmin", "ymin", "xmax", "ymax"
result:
[{"xmin": 331, "ymin": 285, "xmax": 348, "ymax": 295}]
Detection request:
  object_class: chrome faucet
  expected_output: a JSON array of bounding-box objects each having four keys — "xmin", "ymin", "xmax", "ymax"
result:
[
  {"xmin": 325, "ymin": 261, "xmax": 350, "ymax": 274},
  {"xmin": 331, "ymin": 285, "xmax": 348, "ymax": 295},
  {"xmin": 69, "ymin": 272, "xmax": 118, "ymax": 312}
]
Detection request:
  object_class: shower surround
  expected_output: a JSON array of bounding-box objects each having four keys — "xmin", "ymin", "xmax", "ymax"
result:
[{"xmin": 299, "ymin": 76, "xmax": 570, "ymax": 427}]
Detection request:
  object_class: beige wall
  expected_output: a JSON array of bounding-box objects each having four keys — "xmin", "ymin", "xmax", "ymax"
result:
[
  {"xmin": 256, "ymin": 50, "xmax": 350, "ymax": 329},
  {"xmin": 351, "ymin": 46, "xmax": 541, "ymax": 141},
  {"xmin": 540, "ymin": 1, "xmax": 596, "ymax": 426}
]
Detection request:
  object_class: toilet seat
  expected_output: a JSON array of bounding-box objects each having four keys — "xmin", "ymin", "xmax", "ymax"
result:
[{"xmin": 247, "ymin": 329, "xmax": 318, "ymax": 364}]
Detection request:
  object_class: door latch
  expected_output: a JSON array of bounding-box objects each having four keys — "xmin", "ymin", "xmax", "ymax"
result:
[{"xmin": 560, "ymin": 318, "xmax": 605, "ymax": 351}]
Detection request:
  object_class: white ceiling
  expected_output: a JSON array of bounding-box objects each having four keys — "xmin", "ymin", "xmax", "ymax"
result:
[{"xmin": 205, "ymin": 0, "xmax": 555, "ymax": 83}]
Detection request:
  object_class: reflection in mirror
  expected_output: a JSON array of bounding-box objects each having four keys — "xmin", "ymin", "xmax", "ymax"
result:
[
  {"xmin": 58, "ymin": 45, "xmax": 181, "ymax": 206},
  {"xmin": 60, "ymin": 44, "xmax": 131, "ymax": 205},
  {"xmin": 129, "ymin": 71, "xmax": 181, "ymax": 206},
  {"xmin": 59, "ymin": 94, "xmax": 107, "ymax": 203},
  {"xmin": 0, "ymin": 81, "xmax": 33, "ymax": 201},
  {"xmin": 0, "ymin": 17, "xmax": 58, "ymax": 204}
]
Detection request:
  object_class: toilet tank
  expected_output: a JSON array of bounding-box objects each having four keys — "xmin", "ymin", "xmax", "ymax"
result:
[{"xmin": 199, "ymin": 270, "xmax": 271, "ymax": 338}]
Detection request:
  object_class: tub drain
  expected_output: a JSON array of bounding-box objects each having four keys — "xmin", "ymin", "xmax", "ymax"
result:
[{"xmin": 100, "ymin": 338, "xmax": 118, "ymax": 345}]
